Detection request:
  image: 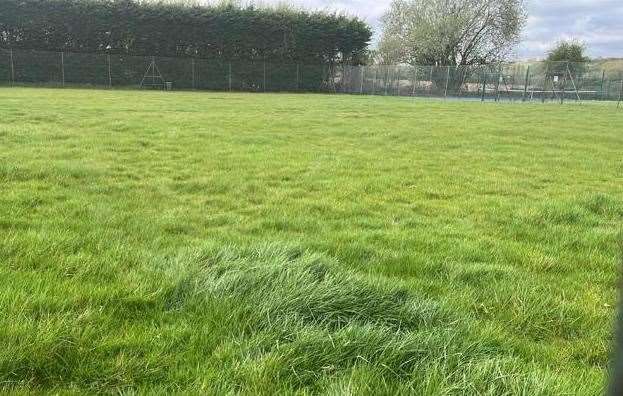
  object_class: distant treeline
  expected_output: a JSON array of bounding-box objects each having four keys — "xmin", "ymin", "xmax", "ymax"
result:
[{"xmin": 0, "ymin": 0, "xmax": 372, "ymax": 65}]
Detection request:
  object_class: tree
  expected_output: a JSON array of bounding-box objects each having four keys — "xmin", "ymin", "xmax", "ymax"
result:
[
  {"xmin": 379, "ymin": 0, "xmax": 526, "ymax": 66},
  {"xmin": 544, "ymin": 40, "xmax": 590, "ymax": 77},
  {"xmin": 546, "ymin": 40, "xmax": 590, "ymax": 63},
  {"xmin": 545, "ymin": 40, "xmax": 590, "ymax": 64}
]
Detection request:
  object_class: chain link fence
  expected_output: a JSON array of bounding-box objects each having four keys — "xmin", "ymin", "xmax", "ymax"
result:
[{"xmin": 1, "ymin": 48, "xmax": 622, "ymax": 103}]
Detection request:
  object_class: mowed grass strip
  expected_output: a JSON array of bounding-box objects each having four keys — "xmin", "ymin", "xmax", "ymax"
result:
[{"xmin": 0, "ymin": 88, "xmax": 621, "ymax": 393}]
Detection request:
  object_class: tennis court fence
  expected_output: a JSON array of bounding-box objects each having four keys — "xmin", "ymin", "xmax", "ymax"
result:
[{"xmin": 1, "ymin": 48, "xmax": 622, "ymax": 103}]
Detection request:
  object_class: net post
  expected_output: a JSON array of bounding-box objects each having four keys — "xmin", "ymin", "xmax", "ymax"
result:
[
  {"xmin": 9, "ymin": 48, "xmax": 15, "ymax": 86},
  {"xmin": 107, "ymin": 54, "xmax": 112, "ymax": 88},
  {"xmin": 228, "ymin": 62, "xmax": 232, "ymax": 92},
  {"xmin": 522, "ymin": 66, "xmax": 530, "ymax": 102},
  {"xmin": 617, "ymin": 79, "xmax": 623, "ymax": 109},
  {"xmin": 60, "ymin": 51, "xmax": 65, "ymax": 87},
  {"xmin": 600, "ymin": 70, "xmax": 606, "ymax": 100}
]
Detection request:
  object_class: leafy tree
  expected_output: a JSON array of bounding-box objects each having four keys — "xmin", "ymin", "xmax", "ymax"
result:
[
  {"xmin": 379, "ymin": 0, "xmax": 527, "ymax": 66},
  {"xmin": 544, "ymin": 40, "xmax": 590, "ymax": 76},
  {"xmin": 546, "ymin": 40, "xmax": 590, "ymax": 64}
]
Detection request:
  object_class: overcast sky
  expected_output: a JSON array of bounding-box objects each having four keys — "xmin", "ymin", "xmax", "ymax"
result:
[{"xmin": 258, "ymin": 0, "xmax": 623, "ymax": 60}]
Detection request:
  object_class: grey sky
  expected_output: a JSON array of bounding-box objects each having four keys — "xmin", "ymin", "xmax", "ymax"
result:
[{"xmin": 259, "ymin": 0, "xmax": 623, "ymax": 59}]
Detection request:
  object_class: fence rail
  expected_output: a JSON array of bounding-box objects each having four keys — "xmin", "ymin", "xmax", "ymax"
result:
[{"xmin": 1, "ymin": 48, "xmax": 622, "ymax": 103}]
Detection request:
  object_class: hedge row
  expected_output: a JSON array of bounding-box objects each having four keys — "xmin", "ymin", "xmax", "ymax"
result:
[{"xmin": 0, "ymin": 0, "xmax": 372, "ymax": 65}]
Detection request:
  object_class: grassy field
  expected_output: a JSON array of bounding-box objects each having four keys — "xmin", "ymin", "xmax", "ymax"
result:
[{"xmin": 1, "ymin": 88, "xmax": 621, "ymax": 394}]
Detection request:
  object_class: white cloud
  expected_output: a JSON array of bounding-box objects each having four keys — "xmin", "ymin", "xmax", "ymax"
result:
[{"xmin": 518, "ymin": 0, "xmax": 623, "ymax": 59}]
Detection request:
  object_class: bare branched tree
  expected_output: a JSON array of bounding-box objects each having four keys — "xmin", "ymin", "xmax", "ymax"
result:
[{"xmin": 379, "ymin": 0, "xmax": 527, "ymax": 65}]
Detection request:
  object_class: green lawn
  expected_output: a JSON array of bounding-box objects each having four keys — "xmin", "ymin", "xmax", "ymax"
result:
[{"xmin": 1, "ymin": 88, "xmax": 621, "ymax": 394}]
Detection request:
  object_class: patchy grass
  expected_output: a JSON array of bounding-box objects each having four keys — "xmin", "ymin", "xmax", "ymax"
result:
[{"xmin": 0, "ymin": 88, "xmax": 621, "ymax": 394}]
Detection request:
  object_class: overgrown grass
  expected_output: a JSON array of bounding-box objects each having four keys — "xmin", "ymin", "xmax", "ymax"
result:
[{"xmin": 0, "ymin": 88, "xmax": 621, "ymax": 393}]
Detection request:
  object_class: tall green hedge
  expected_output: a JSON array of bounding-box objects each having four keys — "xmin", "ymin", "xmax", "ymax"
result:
[{"xmin": 0, "ymin": 0, "xmax": 371, "ymax": 65}]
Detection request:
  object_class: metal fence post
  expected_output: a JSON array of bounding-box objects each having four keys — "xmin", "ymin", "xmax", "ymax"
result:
[
  {"xmin": 384, "ymin": 66, "xmax": 389, "ymax": 95},
  {"xmin": 191, "ymin": 58, "xmax": 195, "ymax": 90},
  {"xmin": 228, "ymin": 62, "xmax": 232, "ymax": 92},
  {"xmin": 444, "ymin": 66, "xmax": 450, "ymax": 98},
  {"xmin": 60, "ymin": 51, "xmax": 65, "ymax": 87},
  {"xmin": 522, "ymin": 66, "xmax": 530, "ymax": 102},
  {"xmin": 481, "ymin": 72, "xmax": 487, "ymax": 102},
  {"xmin": 618, "ymin": 79, "xmax": 623, "ymax": 109},
  {"xmin": 393, "ymin": 66, "xmax": 397, "ymax": 95},
  {"xmin": 296, "ymin": 64, "xmax": 300, "ymax": 91},
  {"xmin": 9, "ymin": 48, "xmax": 15, "ymax": 86},
  {"xmin": 372, "ymin": 68, "xmax": 376, "ymax": 95},
  {"xmin": 360, "ymin": 65, "xmax": 364, "ymax": 94},
  {"xmin": 107, "ymin": 54, "xmax": 112, "ymax": 88},
  {"xmin": 263, "ymin": 62, "xmax": 266, "ymax": 92},
  {"xmin": 495, "ymin": 66, "xmax": 502, "ymax": 102},
  {"xmin": 427, "ymin": 67, "xmax": 432, "ymax": 96},
  {"xmin": 542, "ymin": 63, "xmax": 550, "ymax": 103},
  {"xmin": 395, "ymin": 66, "xmax": 400, "ymax": 95},
  {"xmin": 599, "ymin": 70, "xmax": 606, "ymax": 100},
  {"xmin": 412, "ymin": 66, "xmax": 417, "ymax": 97}
]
